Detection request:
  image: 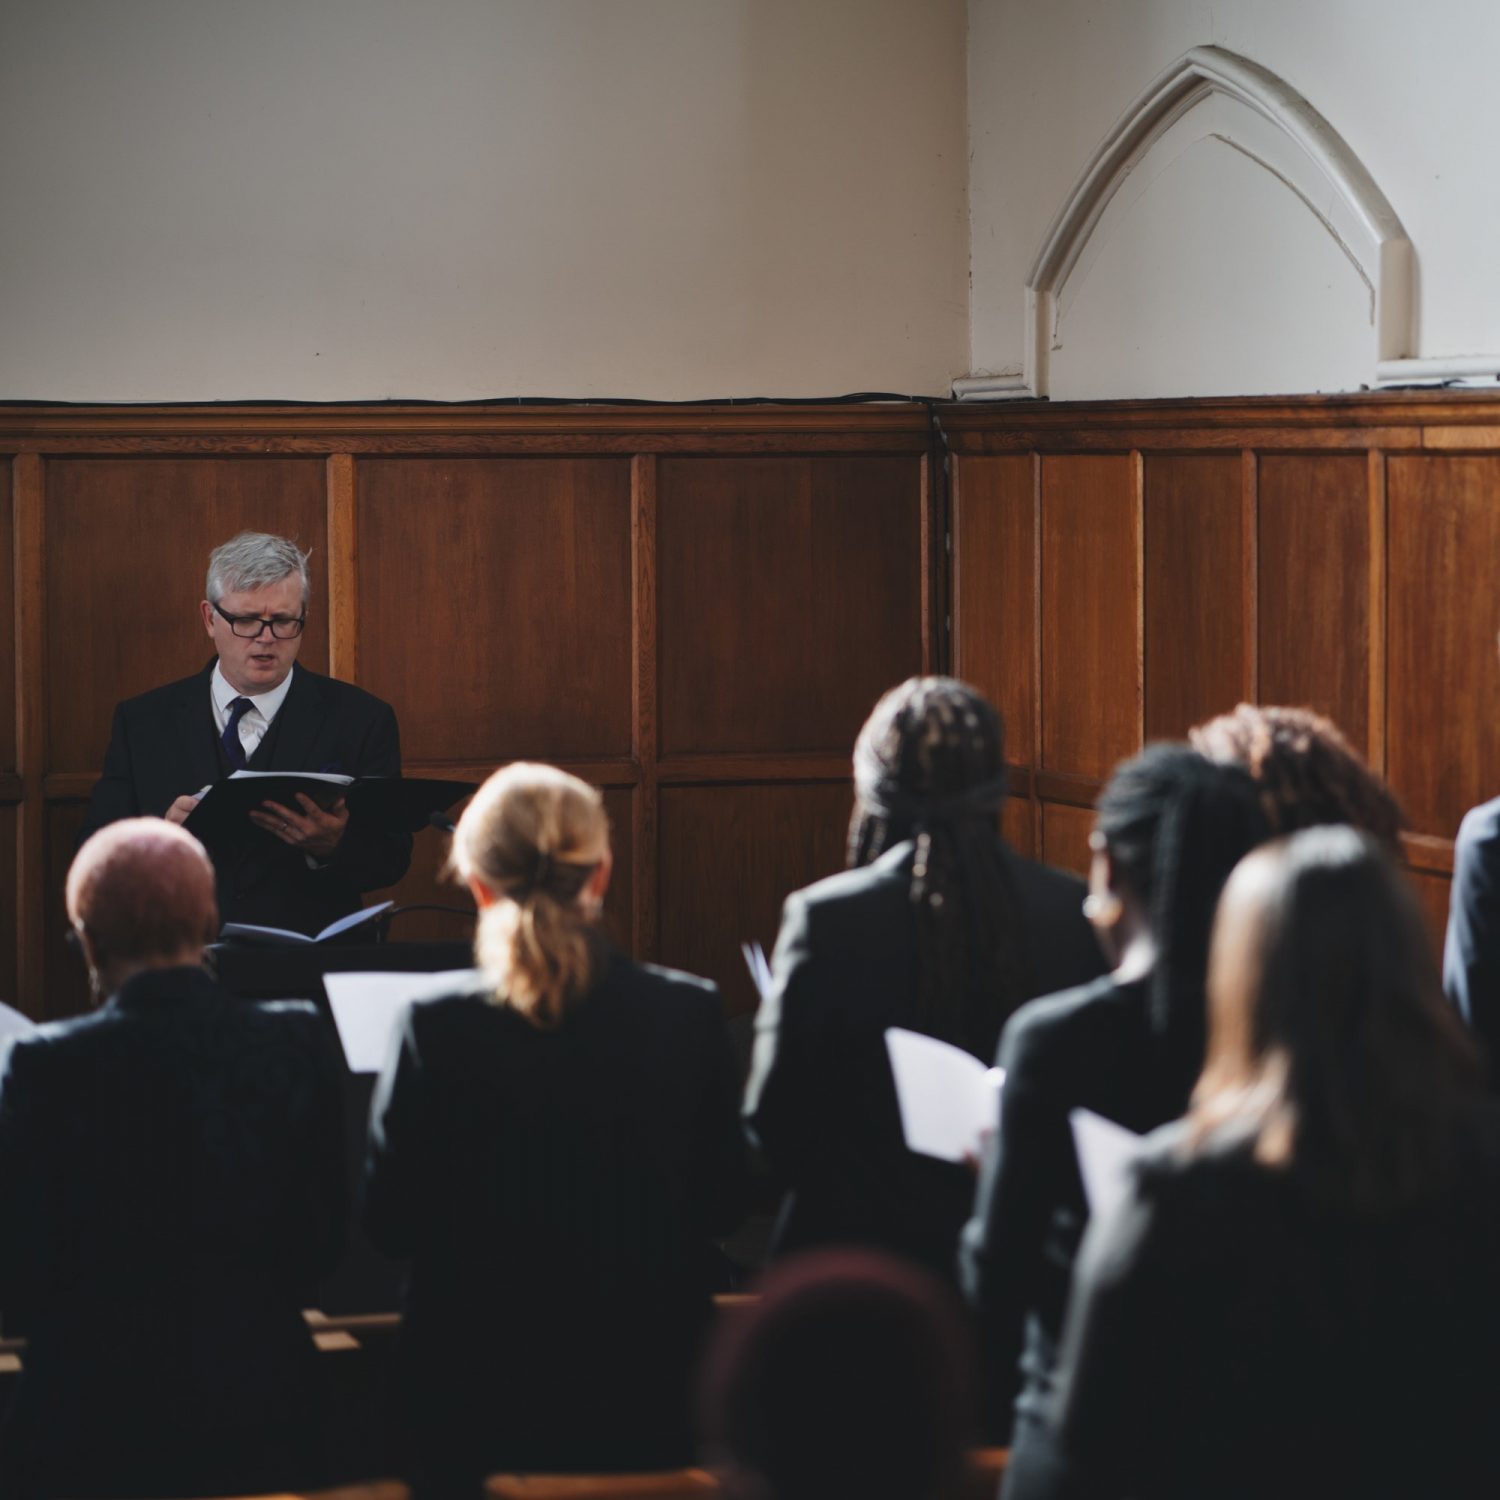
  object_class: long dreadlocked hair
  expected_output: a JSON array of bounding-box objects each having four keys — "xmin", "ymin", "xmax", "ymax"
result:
[
  {"xmin": 1190, "ymin": 703, "xmax": 1404, "ymax": 853},
  {"xmin": 849, "ymin": 677, "xmax": 1028, "ymax": 1060},
  {"xmin": 1095, "ymin": 744, "xmax": 1273, "ymax": 1099}
]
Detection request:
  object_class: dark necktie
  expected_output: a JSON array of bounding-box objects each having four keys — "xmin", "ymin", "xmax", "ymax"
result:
[{"xmin": 221, "ymin": 696, "xmax": 255, "ymax": 772}]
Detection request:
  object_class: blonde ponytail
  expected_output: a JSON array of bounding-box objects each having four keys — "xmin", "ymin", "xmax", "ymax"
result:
[{"xmin": 451, "ymin": 763, "xmax": 610, "ymax": 1028}]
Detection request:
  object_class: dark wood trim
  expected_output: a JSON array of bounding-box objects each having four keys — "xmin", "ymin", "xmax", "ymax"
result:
[
  {"xmin": 939, "ymin": 389, "xmax": 1500, "ymax": 435},
  {"xmin": 1034, "ymin": 770, "xmax": 1104, "ymax": 809},
  {"xmin": 0, "ymin": 772, "xmax": 20, "ymax": 805},
  {"xmin": 45, "ymin": 760, "xmax": 644, "ymax": 802},
  {"xmin": 655, "ymin": 752, "xmax": 851, "ymax": 785},
  {"xmin": 0, "ymin": 403, "xmax": 935, "ymax": 456},
  {"xmin": 1402, "ymin": 833, "xmax": 1456, "ymax": 876}
]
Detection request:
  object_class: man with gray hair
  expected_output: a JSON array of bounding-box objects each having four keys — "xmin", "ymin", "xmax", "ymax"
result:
[
  {"xmin": 80, "ymin": 530, "xmax": 410, "ymax": 934},
  {"xmin": 0, "ymin": 817, "xmax": 345, "ymax": 1495}
]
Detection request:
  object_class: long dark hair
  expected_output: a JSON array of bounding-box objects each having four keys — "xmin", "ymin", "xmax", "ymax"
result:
[
  {"xmin": 1094, "ymin": 744, "xmax": 1271, "ymax": 1095},
  {"xmin": 849, "ymin": 677, "xmax": 1026, "ymax": 1060},
  {"xmin": 1193, "ymin": 826, "xmax": 1483, "ymax": 1213}
]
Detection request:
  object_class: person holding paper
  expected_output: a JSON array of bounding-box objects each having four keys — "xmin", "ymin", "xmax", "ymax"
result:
[
  {"xmin": 744, "ymin": 678, "xmax": 1106, "ymax": 1285},
  {"xmin": 80, "ymin": 530, "xmax": 411, "ymax": 935},
  {"xmin": 1009, "ymin": 828, "xmax": 1500, "ymax": 1500},
  {"xmin": 0, "ymin": 818, "xmax": 346, "ymax": 1499},
  {"xmin": 364, "ymin": 763, "xmax": 747, "ymax": 1492},
  {"xmin": 960, "ymin": 745, "xmax": 1270, "ymax": 1461}
]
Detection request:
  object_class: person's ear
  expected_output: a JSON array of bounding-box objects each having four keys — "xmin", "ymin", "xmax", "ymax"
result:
[
  {"xmin": 200, "ymin": 599, "xmax": 216, "ymax": 639},
  {"xmin": 467, "ymin": 875, "xmax": 500, "ymax": 910}
]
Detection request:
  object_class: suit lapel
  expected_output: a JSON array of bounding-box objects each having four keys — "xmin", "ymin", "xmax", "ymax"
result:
[
  {"xmin": 172, "ymin": 662, "xmax": 222, "ymax": 795},
  {"xmin": 265, "ymin": 664, "xmax": 328, "ymax": 772}
]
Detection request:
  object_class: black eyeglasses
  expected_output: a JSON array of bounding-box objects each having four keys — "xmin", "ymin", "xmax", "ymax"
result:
[{"xmin": 212, "ymin": 602, "xmax": 306, "ymax": 639}]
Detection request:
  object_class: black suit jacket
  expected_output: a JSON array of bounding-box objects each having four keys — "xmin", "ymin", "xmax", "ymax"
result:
[
  {"xmin": 0, "ymin": 966, "xmax": 347, "ymax": 1499},
  {"xmin": 364, "ymin": 950, "xmax": 748, "ymax": 1488},
  {"xmin": 1445, "ymin": 794, "xmax": 1500, "ymax": 1079},
  {"xmin": 80, "ymin": 661, "xmax": 411, "ymax": 935},
  {"xmin": 743, "ymin": 838, "xmax": 1106, "ymax": 1285},
  {"xmin": 1004, "ymin": 1111, "xmax": 1500, "ymax": 1500},
  {"xmin": 958, "ymin": 972, "xmax": 1193, "ymax": 1444}
]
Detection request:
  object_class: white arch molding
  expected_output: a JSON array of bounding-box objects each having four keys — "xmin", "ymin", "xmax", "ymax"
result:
[{"xmin": 956, "ymin": 46, "xmax": 1418, "ymax": 400}]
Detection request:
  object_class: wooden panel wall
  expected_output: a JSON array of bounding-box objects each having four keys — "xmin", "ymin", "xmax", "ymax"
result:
[
  {"xmin": 11, "ymin": 393, "xmax": 1499, "ymax": 1014},
  {"xmin": 944, "ymin": 391, "xmax": 1500, "ymax": 945},
  {"xmin": 2, "ymin": 407, "xmax": 937, "ymax": 1021}
]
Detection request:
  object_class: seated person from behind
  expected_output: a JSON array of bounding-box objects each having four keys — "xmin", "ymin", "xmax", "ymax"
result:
[
  {"xmin": 1007, "ymin": 828, "xmax": 1500, "ymax": 1500},
  {"xmin": 0, "ymin": 818, "xmax": 347, "ymax": 1500},
  {"xmin": 80, "ymin": 529, "xmax": 410, "ymax": 935},
  {"xmin": 700, "ymin": 1248, "xmax": 977, "ymax": 1500},
  {"xmin": 364, "ymin": 763, "xmax": 748, "ymax": 1494},
  {"xmin": 960, "ymin": 745, "xmax": 1270, "ymax": 1459},
  {"xmin": 744, "ymin": 677, "xmax": 1107, "ymax": 1284}
]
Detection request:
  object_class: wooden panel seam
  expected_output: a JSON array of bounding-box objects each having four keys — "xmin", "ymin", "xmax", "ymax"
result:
[
  {"xmin": 1242, "ymin": 450, "xmax": 1258, "ymax": 704},
  {"xmin": 326, "ymin": 454, "xmax": 358, "ymax": 683},
  {"xmin": 1030, "ymin": 451, "xmax": 1043, "ymax": 854},
  {"xmin": 631, "ymin": 454, "xmax": 659, "ymax": 961},
  {"xmin": 1367, "ymin": 449, "xmax": 1388, "ymax": 775},
  {"xmin": 1132, "ymin": 450, "xmax": 1144, "ymax": 744},
  {"xmin": 14, "ymin": 455, "xmax": 45, "ymax": 1010}
]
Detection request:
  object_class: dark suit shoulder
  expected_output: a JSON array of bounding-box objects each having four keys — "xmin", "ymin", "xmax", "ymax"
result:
[
  {"xmin": 1003, "ymin": 848, "xmax": 1088, "ymax": 913},
  {"xmin": 290, "ymin": 666, "xmax": 397, "ymax": 720},
  {"xmin": 114, "ymin": 665, "xmax": 215, "ymax": 719},
  {"xmin": 999, "ymin": 973, "xmax": 1143, "ymax": 1081},
  {"xmin": 616, "ymin": 956, "xmax": 720, "ymax": 1002},
  {"xmin": 787, "ymin": 841, "xmax": 911, "ymax": 919}
]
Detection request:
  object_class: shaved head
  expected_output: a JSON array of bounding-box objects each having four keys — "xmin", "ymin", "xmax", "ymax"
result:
[{"xmin": 67, "ymin": 819, "xmax": 218, "ymax": 977}]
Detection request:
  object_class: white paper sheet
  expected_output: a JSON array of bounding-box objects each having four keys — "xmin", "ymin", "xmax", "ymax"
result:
[
  {"xmin": 228, "ymin": 769, "xmax": 354, "ymax": 786},
  {"xmin": 324, "ymin": 968, "xmax": 480, "ymax": 1073},
  {"xmin": 740, "ymin": 941, "xmax": 774, "ymax": 1004},
  {"xmin": 1069, "ymin": 1107, "xmax": 1143, "ymax": 1224},
  {"xmin": 884, "ymin": 1026, "xmax": 1004, "ymax": 1163},
  {"xmin": 0, "ymin": 1001, "xmax": 37, "ymax": 1045}
]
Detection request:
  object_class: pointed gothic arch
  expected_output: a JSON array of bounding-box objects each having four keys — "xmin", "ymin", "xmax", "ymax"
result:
[{"xmin": 957, "ymin": 46, "xmax": 1415, "ymax": 399}]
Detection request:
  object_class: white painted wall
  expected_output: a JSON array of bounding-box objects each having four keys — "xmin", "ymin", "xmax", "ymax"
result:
[
  {"xmin": 0, "ymin": 0, "xmax": 968, "ymax": 402},
  {"xmin": 967, "ymin": 0, "xmax": 1500, "ymax": 399}
]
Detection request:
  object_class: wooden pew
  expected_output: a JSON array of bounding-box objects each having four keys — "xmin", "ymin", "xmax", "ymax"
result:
[
  {"xmin": 217, "ymin": 1486, "xmax": 410, "ymax": 1500},
  {"xmin": 484, "ymin": 1449, "xmax": 1010, "ymax": 1499}
]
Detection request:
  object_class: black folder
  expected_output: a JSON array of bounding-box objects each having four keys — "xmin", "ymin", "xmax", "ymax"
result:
[{"xmin": 184, "ymin": 773, "xmax": 477, "ymax": 857}]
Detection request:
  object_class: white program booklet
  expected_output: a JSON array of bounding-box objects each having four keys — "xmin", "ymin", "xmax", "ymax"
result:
[
  {"xmin": 220, "ymin": 900, "xmax": 395, "ymax": 947},
  {"xmin": 1069, "ymin": 1107, "xmax": 1143, "ymax": 1224},
  {"xmin": 884, "ymin": 1026, "xmax": 1005, "ymax": 1163},
  {"xmin": 323, "ymin": 968, "xmax": 481, "ymax": 1073},
  {"xmin": 740, "ymin": 941, "xmax": 774, "ymax": 1004}
]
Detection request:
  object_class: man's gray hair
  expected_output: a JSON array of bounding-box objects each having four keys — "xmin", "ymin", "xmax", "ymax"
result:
[{"xmin": 205, "ymin": 532, "xmax": 311, "ymax": 607}]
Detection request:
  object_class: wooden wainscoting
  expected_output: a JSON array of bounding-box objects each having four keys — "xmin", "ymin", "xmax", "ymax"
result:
[
  {"xmin": 941, "ymin": 391, "xmax": 1500, "ymax": 943},
  {"xmin": 8, "ymin": 391, "xmax": 1500, "ymax": 1016},
  {"xmin": 0, "ymin": 405, "xmax": 942, "ymax": 1020}
]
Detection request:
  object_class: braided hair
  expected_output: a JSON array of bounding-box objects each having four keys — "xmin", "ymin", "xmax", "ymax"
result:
[
  {"xmin": 849, "ymin": 677, "xmax": 1028, "ymax": 1060},
  {"xmin": 1190, "ymin": 703, "xmax": 1404, "ymax": 852},
  {"xmin": 1095, "ymin": 744, "xmax": 1272, "ymax": 1097}
]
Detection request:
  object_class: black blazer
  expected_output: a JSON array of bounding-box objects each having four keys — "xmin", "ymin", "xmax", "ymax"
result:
[
  {"xmin": 743, "ymin": 838, "xmax": 1106, "ymax": 1284},
  {"xmin": 959, "ymin": 973, "xmax": 1194, "ymax": 1441},
  {"xmin": 0, "ymin": 966, "xmax": 347, "ymax": 1499},
  {"xmin": 80, "ymin": 660, "xmax": 412, "ymax": 934},
  {"xmin": 1004, "ymin": 1112, "xmax": 1500, "ymax": 1500},
  {"xmin": 364, "ymin": 950, "xmax": 748, "ymax": 1491},
  {"xmin": 1445, "ymin": 794, "xmax": 1500, "ymax": 1081}
]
